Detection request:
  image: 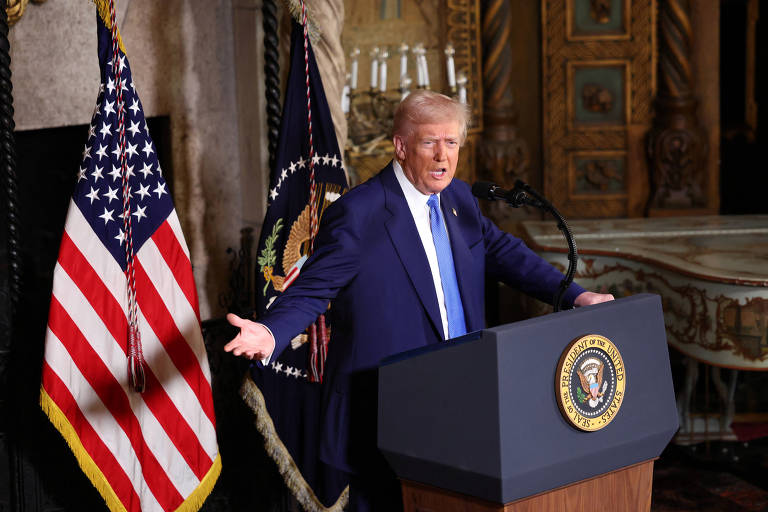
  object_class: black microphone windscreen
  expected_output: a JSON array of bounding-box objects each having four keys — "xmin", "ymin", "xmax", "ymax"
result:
[{"xmin": 472, "ymin": 181, "xmax": 495, "ymax": 200}]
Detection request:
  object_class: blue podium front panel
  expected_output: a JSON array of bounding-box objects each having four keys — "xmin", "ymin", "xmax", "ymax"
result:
[{"xmin": 378, "ymin": 293, "xmax": 678, "ymax": 503}]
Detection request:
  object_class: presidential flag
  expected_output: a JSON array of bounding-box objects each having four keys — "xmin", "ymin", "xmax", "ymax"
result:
[
  {"xmin": 241, "ymin": 17, "xmax": 348, "ymax": 512},
  {"xmin": 39, "ymin": 3, "xmax": 220, "ymax": 512}
]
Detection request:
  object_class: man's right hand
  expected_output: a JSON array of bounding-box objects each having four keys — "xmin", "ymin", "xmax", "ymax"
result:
[{"xmin": 223, "ymin": 313, "xmax": 276, "ymax": 361}]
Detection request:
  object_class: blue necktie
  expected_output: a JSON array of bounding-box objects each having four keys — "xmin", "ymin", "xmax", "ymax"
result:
[{"xmin": 427, "ymin": 194, "xmax": 467, "ymax": 339}]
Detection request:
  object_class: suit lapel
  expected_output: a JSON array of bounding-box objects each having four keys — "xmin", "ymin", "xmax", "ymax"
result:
[
  {"xmin": 439, "ymin": 187, "xmax": 482, "ymax": 333},
  {"xmin": 380, "ymin": 164, "xmax": 443, "ymax": 338}
]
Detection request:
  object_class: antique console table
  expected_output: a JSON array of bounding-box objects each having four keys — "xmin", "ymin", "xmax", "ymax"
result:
[{"xmin": 522, "ymin": 215, "xmax": 768, "ymax": 444}]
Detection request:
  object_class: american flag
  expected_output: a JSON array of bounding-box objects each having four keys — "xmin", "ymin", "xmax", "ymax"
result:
[{"xmin": 39, "ymin": 7, "xmax": 220, "ymax": 512}]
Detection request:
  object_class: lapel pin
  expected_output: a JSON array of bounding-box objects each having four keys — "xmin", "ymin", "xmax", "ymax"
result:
[{"xmin": 452, "ymin": 208, "xmax": 458, "ymax": 217}]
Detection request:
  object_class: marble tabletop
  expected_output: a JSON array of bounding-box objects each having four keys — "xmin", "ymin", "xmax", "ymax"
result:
[{"xmin": 522, "ymin": 215, "xmax": 768, "ymax": 287}]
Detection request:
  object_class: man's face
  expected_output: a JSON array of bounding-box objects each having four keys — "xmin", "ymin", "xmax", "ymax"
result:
[{"xmin": 393, "ymin": 121, "xmax": 461, "ymax": 195}]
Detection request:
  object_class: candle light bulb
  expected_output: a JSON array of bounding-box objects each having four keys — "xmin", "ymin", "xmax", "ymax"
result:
[
  {"xmin": 379, "ymin": 49, "xmax": 390, "ymax": 93},
  {"xmin": 369, "ymin": 47, "xmax": 380, "ymax": 90},
  {"xmin": 349, "ymin": 47, "xmax": 360, "ymax": 90},
  {"xmin": 399, "ymin": 43, "xmax": 409, "ymax": 81},
  {"xmin": 445, "ymin": 43, "xmax": 456, "ymax": 89}
]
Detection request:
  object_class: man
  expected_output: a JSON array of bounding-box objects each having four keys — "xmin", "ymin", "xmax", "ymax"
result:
[{"xmin": 225, "ymin": 90, "xmax": 613, "ymax": 510}]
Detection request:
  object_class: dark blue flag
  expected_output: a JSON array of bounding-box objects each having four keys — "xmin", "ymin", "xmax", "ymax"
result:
[{"xmin": 241, "ymin": 19, "xmax": 349, "ymax": 510}]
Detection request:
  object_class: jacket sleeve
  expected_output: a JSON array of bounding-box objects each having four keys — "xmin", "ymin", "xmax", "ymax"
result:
[
  {"xmin": 259, "ymin": 197, "xmax": 362, "ymax": 360},
  {"xmin": 480, "ymin": 212, "xmax": 586, "ymax": 307}
]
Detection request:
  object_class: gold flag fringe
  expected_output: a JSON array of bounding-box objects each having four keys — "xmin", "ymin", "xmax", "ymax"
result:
[
  {"xmin": 91, "ymin": 0, "xmax": 128, "ymax": 55},
  {"xmin": 40, "ymin": 387, "xmax": 222, "ymax": 512},
  {"xmin": 174, "ymin": 454, "xmax": 222, "ymax": 512},
  {"xmin": 241, "ymin": 375, "xmax": 349, "ymax": 512}
]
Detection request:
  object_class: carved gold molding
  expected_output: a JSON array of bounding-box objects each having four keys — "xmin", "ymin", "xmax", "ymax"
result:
[{"xmin": 7, "ymin": 0, "xmax": 47, "ymax": 26}]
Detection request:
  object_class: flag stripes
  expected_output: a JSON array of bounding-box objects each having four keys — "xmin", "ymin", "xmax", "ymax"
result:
[
  {"xmin": 133, "ymin": 260, "xmax": 215, "ymax": 424},
  {"xmin": 47, "ymin": 300, "xmax": 186, "ymax": 510},
  {"xmin": 151, "ymin": 221, "xmax": 200, "ymax": 322}
]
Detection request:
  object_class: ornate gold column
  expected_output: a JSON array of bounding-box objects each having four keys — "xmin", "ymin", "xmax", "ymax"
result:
[
  {"xmin": 479, "ymin": 0, "xmax": 529, "ymax": 189},
  {"xmin": 647, "ymin": 0, "xmax": 708, "ymax": 213}
]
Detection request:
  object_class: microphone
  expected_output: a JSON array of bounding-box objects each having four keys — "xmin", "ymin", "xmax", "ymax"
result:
[{"xmin": 471, "ymin": 180, "xmax": 538, "ymax": 208}]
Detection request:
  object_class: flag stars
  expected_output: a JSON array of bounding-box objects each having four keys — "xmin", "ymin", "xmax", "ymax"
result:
[
  {"xmin": 99, "ymin": 208, "xmax": 115, "ymax": 225},
  {"xmin": 95, "ymin": 144, "xmax": 108, "ymax": 161},
  {"xmin": 330, "ymin": 155, "xmax": 340, "ymax": 167},
  {"xmin": 106, "ymin": 77, "xmax": 116, "ymax": 95},
  {"xmin": 129, "ymin": 98, "xmax": 140, "ymax": 116},
  {"xmin": 115, "ymin": 229, "xmax": 126, "ymax": 245},
  {"xmin": 280, "ymin": 169, "xmax": 288, "ymax": 180},
  {"xmin": 132, "ymin": 205, "xmax": 147, "ymax": 222},
  {"xmin": 138, "ymin": 162, "xmax": 153, "ymax": 179},
  {"xmin": 136, "ymin": 183, "xmax": 151, "ymax": 201},
  {"xmin": 85, "ymin": 186, "xmax": 100, "ymax": 204},
  {"xmin": 153, "ymin": 182, "xmax": 167, "ymax": 198},
  {"xmin": 125, "ymin": 142, "xmax": 139, "ymax": 160},
  {"xmin": 91, "ymin": 165, "xmax": 104, "ymax": 182},
  {"xmin": 104, "ymin": 186, "xmax": 119, "ymax": 203},
  {"xmin": 321, "ymin": 154, "xmax": 330, "ymax": 165},
  {"xmin": 297, "ymin": 156, "xmax": 306, "ymax": 169},
  {"xmin": 78, "ymin": 166, "xmax": 87, "ymax": 182},
  {"xmin": 289, "ymin": 161, "xmax": 297, "ymax": 173},
  {"xmin": 142, "ymin": 141, "xmax": 154, "ymax": 158},
  {"xmin": 127, "ymin": 120, "xmax": 141, "ymax": 137},
  {"xmin": 312, "ymin": 154, "xmax": 321, "ymax": 166},
  {"xmin": 100, "ymin": 121, "xmax": 112, "ymax": 138},
  {"xmin": 109, "ymin": 165, "xmax": 122, "ymax": 182},
  {"xmin": 87, "ymin": 123, "xmax": 96, "ymax": 140},
  {"xmin": 269, "ymin": 188, "xmax": 278, "ymax": 201},
  {"xmin": 103, "ymin": 99, "xmax": 115, "ymax": 117},
  {"xmin": 82, "ymin": 144, "xmax": 92, "ymax": 161}
]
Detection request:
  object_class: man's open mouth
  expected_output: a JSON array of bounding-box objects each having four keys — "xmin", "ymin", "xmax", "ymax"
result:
[{"xmin": 430, "ymin": 168, "xmax": 447, "ymax": 177}]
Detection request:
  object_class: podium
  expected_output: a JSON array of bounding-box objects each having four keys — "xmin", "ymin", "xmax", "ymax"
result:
[{"xmin": 378, "ymin": 294, "xmax": 678, "ymax": 511}]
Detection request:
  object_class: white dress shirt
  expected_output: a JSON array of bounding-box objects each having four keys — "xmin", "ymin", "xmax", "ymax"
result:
[{"xmin": 393, "ymin": 160, "xmax": 451, "ymax": 340}]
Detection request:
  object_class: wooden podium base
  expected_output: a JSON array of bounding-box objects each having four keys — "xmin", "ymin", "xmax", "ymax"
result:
[{"xmin": 401, "ymin": 459, "xmax": 655, "ymax": 512}]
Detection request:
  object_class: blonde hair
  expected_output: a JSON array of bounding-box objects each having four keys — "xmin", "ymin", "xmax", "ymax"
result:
[{"xmin": 392, "ymin": 90, "xmax": 471, "ymax": 144}]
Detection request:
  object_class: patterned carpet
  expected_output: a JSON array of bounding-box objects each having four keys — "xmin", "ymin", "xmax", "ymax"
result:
[{"xmin": 652, "ymin": 439, "xmax": 768, "ymax": 511}]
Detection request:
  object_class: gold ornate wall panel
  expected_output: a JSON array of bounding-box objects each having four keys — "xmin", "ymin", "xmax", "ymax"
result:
[{"xmin": 542, "ymin": 0, "xmax": 655, "ymax": 218}]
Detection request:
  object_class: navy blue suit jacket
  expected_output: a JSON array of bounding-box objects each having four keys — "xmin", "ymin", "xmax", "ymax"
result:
[{"xmin": 261, "ymin": 163, "xmax": 585, "ymax": 472}]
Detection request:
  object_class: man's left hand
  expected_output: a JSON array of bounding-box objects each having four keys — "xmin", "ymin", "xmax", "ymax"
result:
[{"xmin": 574, "ymin": 291, "xmax": 615, "ymax": 307}]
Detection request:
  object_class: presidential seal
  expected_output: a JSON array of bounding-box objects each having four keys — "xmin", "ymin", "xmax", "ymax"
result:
[{"xmin": 556, "ymin": 334, "xmax": 626, "ymax": 432}]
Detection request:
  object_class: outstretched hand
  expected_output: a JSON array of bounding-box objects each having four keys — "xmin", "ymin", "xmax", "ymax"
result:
[
  {"xmin": 574, "ymin": 291, "xmax": 614, "ymax": 307},
  {"xmin": 223, "ymin": 313, "xmax": 276, "ymax": 361}
]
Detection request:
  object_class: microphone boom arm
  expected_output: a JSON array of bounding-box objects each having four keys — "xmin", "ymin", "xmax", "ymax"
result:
[{"xmin": 475, "ymin": 180, "xmax": 578, "ymax": 313}]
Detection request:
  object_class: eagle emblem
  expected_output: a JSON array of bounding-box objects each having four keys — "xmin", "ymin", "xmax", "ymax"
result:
[{"xmin": 577, "ymin": 358, "xmax": 608, "ymax": 408}]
